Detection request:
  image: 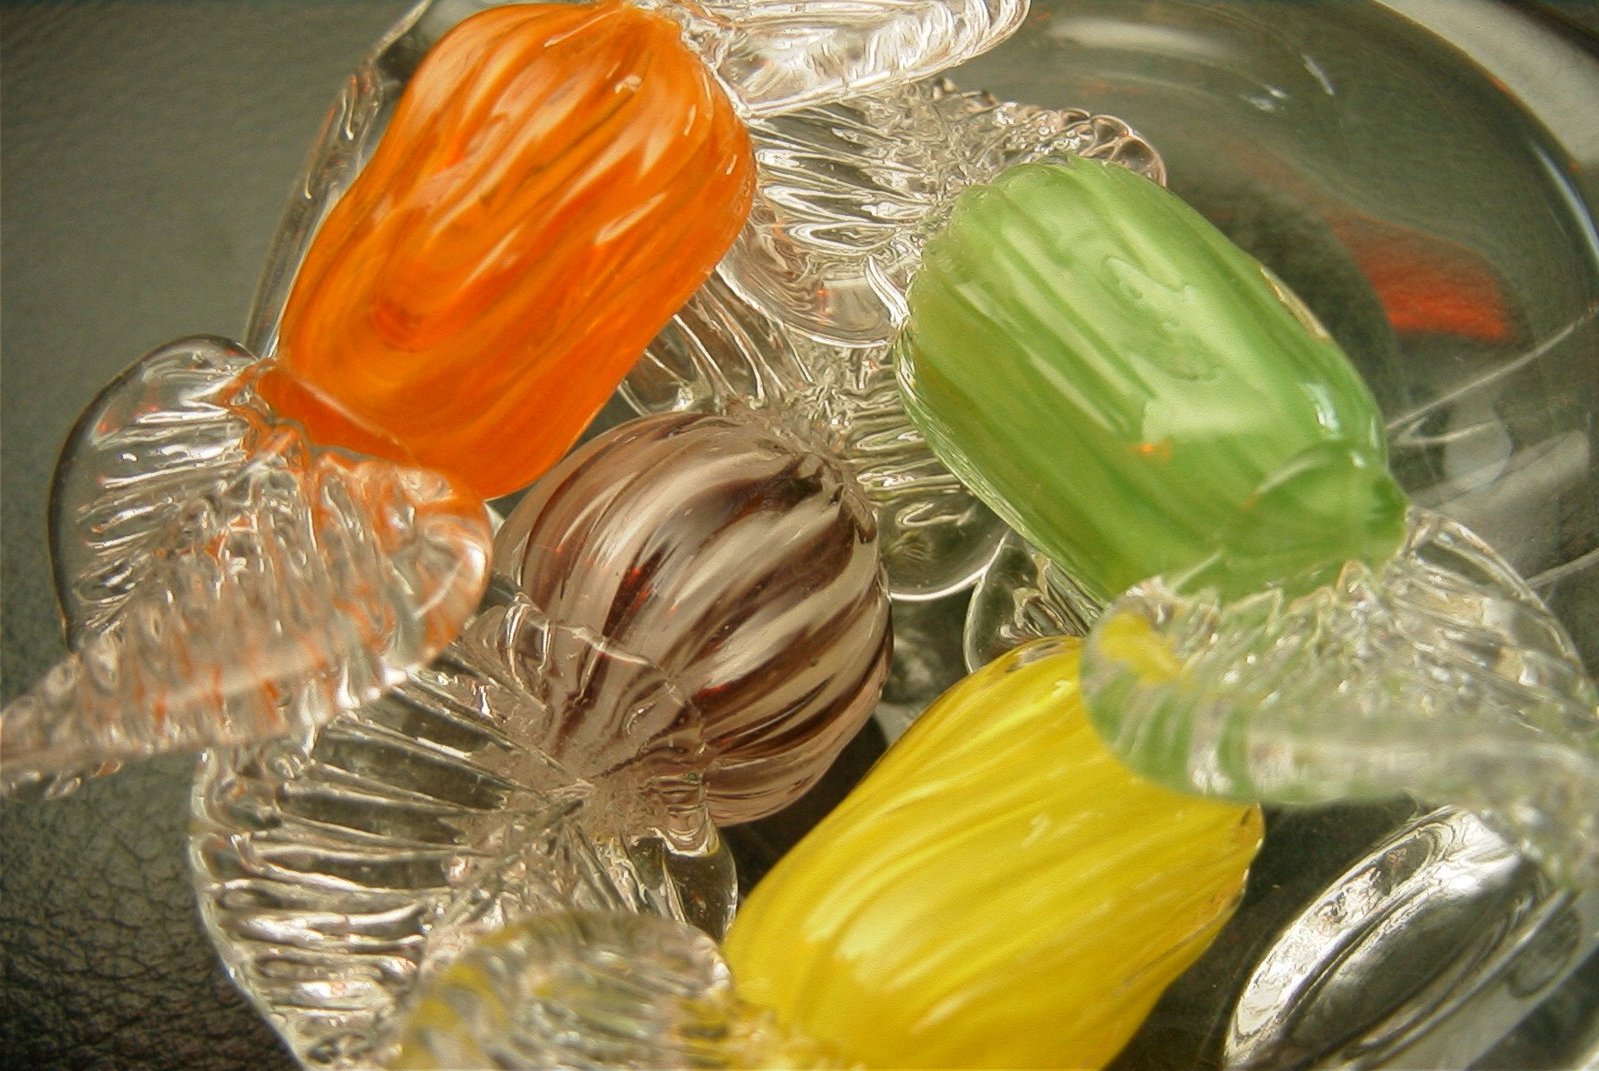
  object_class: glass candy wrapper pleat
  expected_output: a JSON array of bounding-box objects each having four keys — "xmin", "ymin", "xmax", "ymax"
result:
[
  {"xmin": 193, "ymin": 409, "xmax": 891, "ymax": 1068},
  {"xmin": 625, "ymin": 76, "xmax": 1164, "ymax": 598},
  {"xmin": 1084, "ymin": 510, "xmax": 1599, "ymax": 886},
  {"xmin": 5, "ymin": 339, "xmax": 492, "ymax": 799},
  {"xmin": 388, "ymin": 912, "xmax": 842, "ymax": 1070},
  {"xmin": 896, "ymin": 154, "xmax": 1599, "ymax": 887},
  {"xmin": 383, "ymin": 639, "xmax": 1261, "ymax": 1069},
  {"xmin": 720, "ymin": 76, "xmax": 1165, "ymax": 348}
]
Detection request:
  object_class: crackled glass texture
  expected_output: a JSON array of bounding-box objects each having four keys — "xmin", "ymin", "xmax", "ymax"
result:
[
  {"xmin": 626, "ymin": 78, "xmax": 1163, "ymax": 598},
  {"xmin": 257, "ymin": 1, "xmax": 755, "ymax": 498},
  {"xmin": 5, "ymin": 338, "xmax": 491, "ymax": 800},
  {"xmin": 897, "ymin": 156, "xmax": 1409, "ymax": 605},
  {"xmin": 193, "ymin": 409, "xmax": 891, "ymax": 1067},
  {"xmin": 722, "ymin": 638, "xmax": 1263, "ymax": 1069}
]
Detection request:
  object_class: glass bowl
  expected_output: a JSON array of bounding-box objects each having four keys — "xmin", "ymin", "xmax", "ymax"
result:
[
  {"xmin": 942, "ymin": 2, "xmax": 1599, "ymax": 1067},
  {"xmin": 193, "ymin": 1, "xmax": 1599, "ymax": 1067}
]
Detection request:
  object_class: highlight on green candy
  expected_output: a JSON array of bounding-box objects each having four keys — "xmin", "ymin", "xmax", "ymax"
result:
[{"xmin": 895, "ymin": 156, "xmax": 1409, "ymax": 604}]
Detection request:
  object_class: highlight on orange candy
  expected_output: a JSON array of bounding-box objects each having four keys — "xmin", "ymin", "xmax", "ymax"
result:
[{"xmin": 261, "ymin": 1, "xmax": 756, "ymax": 498}]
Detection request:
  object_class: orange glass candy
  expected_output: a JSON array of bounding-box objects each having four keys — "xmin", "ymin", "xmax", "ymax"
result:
[{"xmin": 261, "ymin": 1, "xmax": 755, "ymax": 497}]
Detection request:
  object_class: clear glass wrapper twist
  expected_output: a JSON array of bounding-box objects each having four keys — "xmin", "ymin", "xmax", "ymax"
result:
[
  {"xmin": 387, "ymin": 912, "xmax": 839, "ymax": 1070},
  {"xmin": 5, "ymin": 338, "xmax": 491, "ymax": 800},
  {"xmin": 191, "ymin": 602, "xmax": 732, "ymax": 1069},
  {"xmin": 1082, "ymin": 508, "xmax": 1599, "ymax": 889}
]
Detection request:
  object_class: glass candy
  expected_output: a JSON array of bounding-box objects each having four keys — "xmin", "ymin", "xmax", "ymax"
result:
[
  {"xmin": 192, "ymin": 408, "xmax": 891, "ymax": 1067},
  {"xmin": 493, "ymin": 409, "xmax": 892, "ymax": 825},
  {"xmin": 897, "ymin": 156, "xmax": 1408, "ymax": 606},
  {"xmin": 625, "ymin": 77, "xmax": 1163, "ymax": 598},
  {"xmin": 896, "ymin": 154, "xmax": 1599, "ymax": 886},
  {"xmin": 11, "ymin": 0, "xmax": 768, "ymax": 795},
  {"xmin": 722, "ymin": 637, "xmax": 1262, "ymax": 1069},
  {"xmin": 381, "ymin": 638, "xmax": 1261, "ymax": 1069},
  {"xmin": 256, "ymin": 1, "xmax": 755, "ymax": 499},
  {"xmin": 246, "ymin": 0, "xmax": 1032, "ymax": 356}
]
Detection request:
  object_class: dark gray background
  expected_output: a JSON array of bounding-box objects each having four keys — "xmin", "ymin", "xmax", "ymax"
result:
[{"xmin": 2, "ymin": 5, "xmax": 409, "ymax": 1067}]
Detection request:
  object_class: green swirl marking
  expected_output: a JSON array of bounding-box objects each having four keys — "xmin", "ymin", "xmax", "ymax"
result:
[{"xmin": 896, "ymin": 157, "xmax": 1407, "ymax": 602}]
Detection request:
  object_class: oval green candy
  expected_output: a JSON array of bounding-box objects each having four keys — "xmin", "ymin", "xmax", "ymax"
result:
[{"xmin": 896, "ymin": 157, "xmax": 1407, "ymax": 603}]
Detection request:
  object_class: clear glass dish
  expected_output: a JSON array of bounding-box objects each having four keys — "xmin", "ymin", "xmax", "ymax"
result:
[
  {"xmin": 189, "ymin": 1, "xmax": 1599, "ymax": 1067},
  {"xmin": 943, "ymin": 2, "xmax": 1599, "ymax": 1067}
]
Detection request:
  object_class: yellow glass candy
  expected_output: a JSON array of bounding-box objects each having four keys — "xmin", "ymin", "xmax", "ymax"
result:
[{"xmin": 722, "ymin": 637, "xmax": 1263, "ymax": 1069}]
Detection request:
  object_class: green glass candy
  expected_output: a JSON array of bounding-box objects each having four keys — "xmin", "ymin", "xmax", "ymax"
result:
[{"xmin": 896, "ymin": 157, "xmax": 1408, "ymax": 603}]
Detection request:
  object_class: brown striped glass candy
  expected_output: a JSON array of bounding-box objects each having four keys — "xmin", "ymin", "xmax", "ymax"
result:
[{"xmin": 494, "ymin": 408, "xmax": 892, "ymax": 825}]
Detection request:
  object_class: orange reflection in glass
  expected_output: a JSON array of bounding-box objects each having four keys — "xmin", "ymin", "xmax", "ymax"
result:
[{"xmin": 262, "ymin": 1, "xmax": 754, "ymax": 497}]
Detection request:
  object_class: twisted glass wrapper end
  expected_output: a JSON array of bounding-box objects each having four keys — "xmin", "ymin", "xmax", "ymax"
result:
[
  {"xmin": 624, "ymin": 273, "xmax": 1004, "ymax": 599},
  {"xmin": 725, "ymin": 77, "xmax": 1165, "ymax": 349},
  {"xmin": 5, "ymin": 337, "xmax": 491, "ymax": 800},
  {"xmin": 1081, "ymin": 507, "xmax": 1599, "ymax": 889},
  {"xmin": 192, "ymin": 598, "xmax": 737, "ymax": 1069},
  {"xmin": 387, "ymin": 911, "xmax": 842, "ymax": 1070},
  {"xmin": 660, "ymin": 0, "xmax": 1028, "ymax": 117}
]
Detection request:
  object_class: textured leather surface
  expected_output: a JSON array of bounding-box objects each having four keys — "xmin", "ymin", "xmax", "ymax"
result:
[{"xmin": 1, "ymin": 4, "xmax": 409, "ymax": 1068}]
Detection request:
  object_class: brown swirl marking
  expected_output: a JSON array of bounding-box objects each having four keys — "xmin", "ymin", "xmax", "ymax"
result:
[{"xmin": 495, "ymin": 410, "xmax": 892, "ymax": 824}]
